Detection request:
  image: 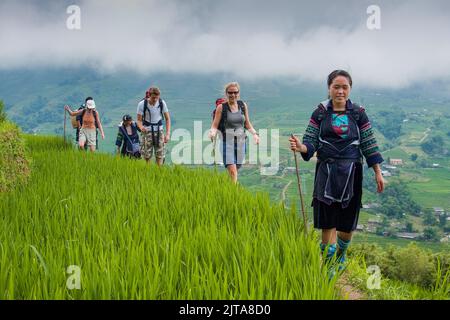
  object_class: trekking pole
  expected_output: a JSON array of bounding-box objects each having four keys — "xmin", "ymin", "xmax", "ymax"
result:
[
  {"xmin": 291, "ymin": 133, "xmax": 308, "ymax": 234},
  {"xmin": 212, "ymin": 135, "xmax": 217, "ymax": 169},
  {"xmin": 63, "ymin": 108, "xmax": 67, "ymax": 143}
]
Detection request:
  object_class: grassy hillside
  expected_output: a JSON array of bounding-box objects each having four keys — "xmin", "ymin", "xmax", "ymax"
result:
[
  {"xmin": 0, "ymin": 102, "xmax": 30, "ymax": 192},
  {"xmin": 347, "ymin": 243, "xmax": 449, "ymax": 300},
  {"xmin": 0, "ymin": 135, "xmax": 338, "ymax": 300}
]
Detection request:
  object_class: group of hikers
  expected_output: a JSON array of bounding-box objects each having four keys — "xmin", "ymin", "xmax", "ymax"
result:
[
  {"xmin": 64, "ymin": 70, "xmax": 385, "ymax": 278},
  {"xmin": 64, "ymin": 82, "xmax": 259, "ymax": 182}
]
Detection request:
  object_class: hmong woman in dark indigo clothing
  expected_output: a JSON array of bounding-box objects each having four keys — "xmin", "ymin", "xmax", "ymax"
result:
[
  {"xmin": 115, "ymin": 114, "xmax": 141, "ymax": 159},
  {"xmin": 289, "ymin": 70, "xmax": 385, "ymax": 276}
]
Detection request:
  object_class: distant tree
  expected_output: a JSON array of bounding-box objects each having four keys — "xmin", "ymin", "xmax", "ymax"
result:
[
  {"xmin": 423, "ymin": 211, "xmax": 437, "ymax": 226},
  {"xmin": 422, "ymin": 227, "xmax": 440, "ymax": 242},
  {"xmin": 381, "ymin": 216, "xmax": 390, "ymax": 228},
  {"xmin": 438, "ymin": 214, "xmax": 448, "ymax": 228},
  {"xmin": 372, "ymin": 110, "xmax": 405, "ymax": 141},
  {"xmin": 421, "ymin": 135, "xmax": 444, "ymax": 155},
  {"xmin": 375, "ymin": 226, "xmax": 385, "ymax": 236},
  {"xmin": 378, "ymin": 182, "xmax": 421, "ymax": 218},
  {"xmin": 382, "ymin": 198, "xmax": 402, "ymax": 218},
  {"xmin": 405, "ymin": 222, "xmax": 414, "ymax": 232},
  {"xmin": 410, "ymin": 153, "xmax": 418, "ymax": 162}
]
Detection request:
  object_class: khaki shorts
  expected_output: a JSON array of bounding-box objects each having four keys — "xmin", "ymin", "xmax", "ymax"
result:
[
  {"xmin": 79, "ymin": 128, "xmax": 97, "ymax": 147},
  {"xmin": 141, "ymin": 130, "xmax": 165, "ymax": 160}
]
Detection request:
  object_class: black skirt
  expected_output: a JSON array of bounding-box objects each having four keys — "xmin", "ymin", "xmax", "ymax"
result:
[{"xmin": 312, "ymin": 161, "xmax": 363, "ymax": 233}]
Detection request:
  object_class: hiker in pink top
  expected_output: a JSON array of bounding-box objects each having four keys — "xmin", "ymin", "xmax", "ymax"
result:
[{"xmin": 65, "ymin": 98, "xmax": 105, "ymax": 152}]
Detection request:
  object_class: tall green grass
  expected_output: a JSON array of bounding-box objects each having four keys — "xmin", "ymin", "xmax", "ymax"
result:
[
  {"xmin": 346, "ymin": 257, "xmax": 449, "ymax": 300},
  {"xmin": 0, "ymin": 120, "xmax": 30, "ymax": 192},
  {"xmin": 347, "ymin": 244, "xmax": 449, "ymax": 300},
  {"xmin": 0, "ymin": 135, "xmax": 338, "ymax": 300}
]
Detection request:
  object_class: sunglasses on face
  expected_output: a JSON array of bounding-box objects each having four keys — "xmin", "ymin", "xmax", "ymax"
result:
[{"xmin": 227, "ymin": 91, "xmax": 239, "ymax": 95}]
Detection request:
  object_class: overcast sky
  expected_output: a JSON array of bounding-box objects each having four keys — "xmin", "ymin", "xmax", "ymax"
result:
[{"xmin": 1, "ymin": 0, "xmax": 450, "ymax": 88}]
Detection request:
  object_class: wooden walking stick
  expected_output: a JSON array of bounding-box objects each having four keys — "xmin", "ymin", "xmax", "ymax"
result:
[{"xmin": 291, "ymin": 134, "xmax": 308, "ymax": 234}]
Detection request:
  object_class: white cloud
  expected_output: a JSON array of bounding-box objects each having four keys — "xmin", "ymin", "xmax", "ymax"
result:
[{"xmin": 1, "ymin": 0, "xmax": 450, "ymax": 88}]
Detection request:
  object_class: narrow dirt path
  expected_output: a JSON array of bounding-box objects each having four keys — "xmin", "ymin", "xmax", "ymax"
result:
[
  {"xmin": 336, "ymin": 273, "xmax": 367, "ymax": 300},
  {"xmin": 281, "ymin": 180, "xmax": 292, "ymax": 204}
]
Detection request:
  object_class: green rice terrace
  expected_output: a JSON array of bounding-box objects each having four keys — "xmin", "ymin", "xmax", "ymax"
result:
[
  {"xmin": 1, "ymin": 131, "xmax": 449, "ymax": 300},
  {"xmin": 1, "ymin": 134, "xmax": 341, "ymax": 299}
]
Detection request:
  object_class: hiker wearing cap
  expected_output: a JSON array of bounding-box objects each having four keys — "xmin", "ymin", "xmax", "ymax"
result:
[
  {"xmin": 289, "ymin": 70, "xmax": 384, "ymax": 277},
  {"xmin": 209, "ymin": 82, "xmax": 259, "ymax": 183},
  {"xmin": 137, "ymin": 87, "xmax": 171, "ymax": 166},
  {"xmin": 64, "ymin": 98, "xmax": 105, "ymax": 152},
  {"xmin": 115, "ymin": 114, "xmax": 141, "ymax": 158}
]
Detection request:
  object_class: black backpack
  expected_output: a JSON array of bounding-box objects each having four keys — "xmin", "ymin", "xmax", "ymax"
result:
[
  {"xmin": 315, "ymin": 100, "xmax": 364, "ymax": 158},
  {"xmin": 142, "ymin": 98, "xmax": 164, "ymax": 127},
  {"xmin": 316, "ymin": 100, "xmax": 362, "ymax": 127},
  {"xmin": 217, "ymin": 100, "xmax": 246, "ymax": 133}
]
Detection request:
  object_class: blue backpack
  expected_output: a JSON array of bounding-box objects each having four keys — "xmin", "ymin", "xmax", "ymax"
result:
[{"xmin": 119, "ymin": 123, "xmax": 140, "ymax": 156}]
